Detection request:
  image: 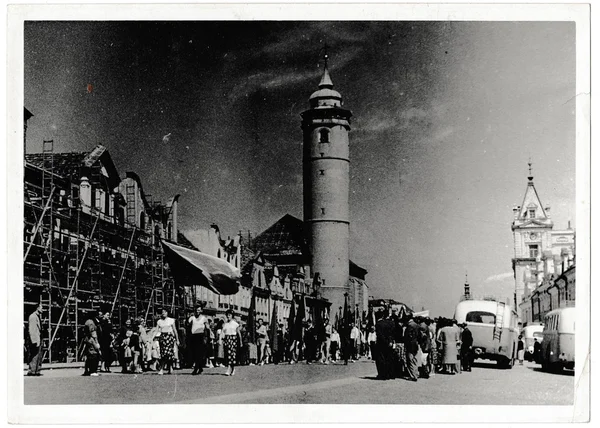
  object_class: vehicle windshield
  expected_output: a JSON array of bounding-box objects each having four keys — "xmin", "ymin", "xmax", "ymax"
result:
[
  {"xmin": 466, "ymin": 311, "xmax": 496, "ymax": 324},
  {"xmin": 533, "ymin": 332, "xmax": 543, "ymax": 339}
]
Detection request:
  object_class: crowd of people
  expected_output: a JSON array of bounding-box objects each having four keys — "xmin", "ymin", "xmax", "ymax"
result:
[
  {"xmin": 27, "ymin": 303, "xmax": 478, "ymax": 380},
  {"xmin": 70, "ymin": 304, "xmax": 384, "ymax": 376},
  {"xmin": 371, "ymin": 307, "xmax": 475, "ymax": 381}
]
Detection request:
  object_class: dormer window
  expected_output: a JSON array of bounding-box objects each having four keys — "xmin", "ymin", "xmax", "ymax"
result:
[{"xmin": 529, "ymin": 209, "xmax": 536, "ymax": 218}]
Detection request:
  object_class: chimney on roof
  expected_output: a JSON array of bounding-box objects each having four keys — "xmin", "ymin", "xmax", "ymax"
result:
[{"xmin": 80, "ymin": 175, "xmax": 92, "ymax": 214}]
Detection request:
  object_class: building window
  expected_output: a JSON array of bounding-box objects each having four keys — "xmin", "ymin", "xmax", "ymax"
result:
[
  {"xmin": 321, "ymin": 208, "xmax": 325, "ymax": 215},
  {"xmin": 529, "ymin": 209, "xmax": 536, "ymax": 218},
  {"xmin": 320, "ymin": 170, "xmax": 325, "ymax": 176},
  {"xmin": 529, "ymin": 245, "xmax": 539, "ymax": 258},
  {"xmin": 319, "ymin": 128, "xmax": 330, "ymax": 143}
]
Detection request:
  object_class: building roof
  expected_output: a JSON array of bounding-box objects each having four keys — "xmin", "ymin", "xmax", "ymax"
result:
[
  {"xmin": 248, "ymin": 213, "xmax": 368, "ymax": 278},
  {"xmin": 26, "ymin": 152, "xmax": 88, "ymax": 179},
  {"xmin": 176, "ymin": 231, "xmax": 199, "ymax": 251},
  {"xmin": 251, "ymin": 214, "xmax": 307, "ymax": 258},
  {"xmin": 25, "ymin": 144, "xmax": 121, "ymax": 189}
]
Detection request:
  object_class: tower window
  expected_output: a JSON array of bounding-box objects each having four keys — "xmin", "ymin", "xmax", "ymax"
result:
[
  {"xmin": 321, "ymin": 208, "xmax": 326, "ymax": 215},
  {"xmin": 529, "ymin": 245, "xmax": 539, "ymax": 258},
  {"xmin": 319, "ymin": 128, "xmax": 330, "ymax": 143},
  {"xmin": 319, "ymin": 170, "xmax": 325, "ymax": 175},
  {"xmin": 320, "ymin": 153, "xmax": 324, "ymax": 158},
  {"xmin": 529, "ymin": 209, "xmax": 536, "ymax": 218}
]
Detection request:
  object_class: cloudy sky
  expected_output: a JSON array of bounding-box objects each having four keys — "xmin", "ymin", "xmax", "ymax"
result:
[{"xmin": 24, "ymin": 21, "xmax": 576, "ymax": 317}]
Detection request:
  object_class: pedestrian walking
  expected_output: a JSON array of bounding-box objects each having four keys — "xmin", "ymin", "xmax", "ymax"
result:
[
  {"xmin": 304, "ymin": 319, "xmax": 318, "ymax": 364},
  {"xmin": 215, "ymin": 319, "xmax": 225, "ymax": 367},
  {"xmin": 99, "ymin": 312, "xmax": 114, "ymax": 372},
  {"xmin": 460, "ymin": 323, "xmax": 473, "ymax": 372},
  {"xmin": 156, "ymin": 309, "xmax": 179, "ymax": 375},
  {"xmin": 205, "ymin": 319, "xmax": 216, "ymax": 368},
  {"xmin": 83, "ymin": 330, "xmax": 101, "ymax": 377},
  {"xmin": 257, "ymin": 318, "xmax": 268, "ymax": 365},
  {"xmin": 26, "ymin": 303, "xmax": 44, "ymax": 376},
  {"xmin": 454, "ymin": 319, "xmax": 462, "ymax": 374},
  {"xmin": 404, "ymin": 314, "xmax": 420, "ymax": 382},
  {"xmin": 418, "ymin": 317, "xmax": 431, "ymax": 379},
  {"xmin": 188, "ymin": 305, "xmax": 209, "ymax": 375},
  {"xmin": 117, "ymin": 319, "xmax": 133, "ymax": 373},
  {"xmin": 319, "ymin": 318, "xmax": 332, "ymax": 364},
  {"xmin": 350, "ymin": 323, "xmax": 360, "ymax": 361},
  {"xmin": 428, "ymin": 319, "xmax": 438, "ymax": 376},
  {"xmin": 437, "ymin": 318, "xmax": 459, "ymax": 374},
  {"xmin": 517, "ymin": 335, "xmax": 525, "ymax": 365},
  {"xmin": 374, "ymin": 309, "xmax": 395, "ymax": 380},
  {"xmin": 330, "ymin": 328, "xmax": 340, "ymax": 361},
  {"xmin": 533, "ymin": 338, "xmax": 542, "ymax": 364},
  {"xmin": 367, "ymin": 326, "xmax": 377, "ymax": 360},
  {"xmin": 83, "ymin": 312, "xmax": 101, "ymax": 376},
  {"xmin": 222, "ymin": 309, "xmax": 241, "ymax": 376},
  {"xmin": 129, "ymin": 322, "xmax": 143, "ymax": 373}
]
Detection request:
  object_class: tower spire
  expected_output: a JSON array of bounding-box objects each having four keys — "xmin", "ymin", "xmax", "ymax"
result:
[
  {"xmin": 319, "ymin": 45, "xmax": 334, "ymax": 89},
  {"xmin": 528, "ymin": 158, "xmax": 533, "ymax": 182}
]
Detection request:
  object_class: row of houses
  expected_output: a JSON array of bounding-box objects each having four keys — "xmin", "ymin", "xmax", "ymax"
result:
[{"xmin": 23, "ymin": 110, "xmax": 369, "ymax": 363}]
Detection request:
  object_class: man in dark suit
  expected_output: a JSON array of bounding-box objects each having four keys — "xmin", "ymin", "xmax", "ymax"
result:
[
  {"xmin": 460, "ymin": 323, "xmax": 474, "ymax": 371},
  {"xmin": 375, "ymin": 308, "xmax": 395, "ymax": 380},
  {"xmin": 27, "ymin": 303, "xmax": 44, "ymax": 376}
]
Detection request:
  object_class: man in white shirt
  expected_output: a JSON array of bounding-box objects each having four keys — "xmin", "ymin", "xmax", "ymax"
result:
[
  {"xmin": 188, "ymin": 306, "xmax": 209, "ymax": 375},
  {"xmin": 350, "ymin": 323, "xmax": 361, "ymax": 361}
]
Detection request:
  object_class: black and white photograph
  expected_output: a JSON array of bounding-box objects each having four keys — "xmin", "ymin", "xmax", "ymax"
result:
[{"xmin": 5, "ymin": 2, "xmax": 590, "ymax": 424}]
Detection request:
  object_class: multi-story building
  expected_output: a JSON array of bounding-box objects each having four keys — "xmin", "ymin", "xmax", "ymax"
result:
[
  {"xmin": 24, "ymin": 141, "xmax": 189, "ymax": 363},
  {"xmin": 243, "ymin": 214, "xmax": 369, "ymax": 327},
  {"xmin": 511, "ymin": 163, "xmax": 575, "ymax": 324}
]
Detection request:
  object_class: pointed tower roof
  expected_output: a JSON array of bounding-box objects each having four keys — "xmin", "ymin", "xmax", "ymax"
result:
[
  {"xmin": 309, "ymin": 52, "xmax": 342, "ymax": 108},
  {"xmin": 512, "ymin": 161, "xmax": 553, "ymax": 229},
  {"xmin": 319, "ymin": 66, "xmax": 334, "ymax": 89}
]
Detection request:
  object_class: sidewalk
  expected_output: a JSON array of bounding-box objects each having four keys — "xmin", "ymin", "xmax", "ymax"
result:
[{"xmin": 23, "ymin": 361, "xmax": 84, "ymax": 371}]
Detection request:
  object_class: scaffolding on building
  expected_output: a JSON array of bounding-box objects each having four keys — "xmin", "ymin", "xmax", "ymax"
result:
[{"xmin": 23, "ymin": 142, "xmax": 186, "ymax": 364}]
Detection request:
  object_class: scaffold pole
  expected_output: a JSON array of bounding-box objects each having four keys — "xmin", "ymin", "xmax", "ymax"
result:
[{"xmin": 110, "ymin": 228, "xmax": 136, "ymax": 315}]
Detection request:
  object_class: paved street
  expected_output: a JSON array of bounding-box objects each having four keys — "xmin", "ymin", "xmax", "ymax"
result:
[{"xmin": 24, "ymin": 359, "xmax": 574, "ymax": 405}]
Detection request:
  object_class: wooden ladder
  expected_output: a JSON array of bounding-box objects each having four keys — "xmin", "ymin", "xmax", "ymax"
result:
[{"xmin": 493, "ymin": 301, "xmax": 505, "ymax": 341}]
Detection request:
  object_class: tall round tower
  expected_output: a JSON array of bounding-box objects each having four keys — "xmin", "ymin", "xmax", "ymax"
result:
[{"xmin": 301, "ymin": 59, "xmax": 352, "ymax": 316}]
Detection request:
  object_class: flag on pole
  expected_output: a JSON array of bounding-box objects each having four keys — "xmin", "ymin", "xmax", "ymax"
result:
[
  {"xmin": 161, "ymin": 241, "xmax": 240, "ymax": 295},
  {"xmin": 293, "ymin": 294, "xmax": 305, "ymax": 343},
  {"xmin": 248, "ymin": 290, "xmax": 256, "ymax": 343},
  {"xmin": 269, "ymin": 302, "xmax": 279, "ymax": 354},
  {"xmin": 342, "ymin": 293, "xmax": 351, "ymax": 329},
  {"xmin": 287, "ymin": 295, "xmax": 295, "ymax": 339}
]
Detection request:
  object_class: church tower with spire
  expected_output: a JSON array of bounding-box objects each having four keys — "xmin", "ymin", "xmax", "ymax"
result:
[
  {"xmin": 301, "ymin": 53, "xmax": 352, "ymax": 315},
  {"xmin": 511, "ymin": 161, "xmax": 554, "ymax": 318}
]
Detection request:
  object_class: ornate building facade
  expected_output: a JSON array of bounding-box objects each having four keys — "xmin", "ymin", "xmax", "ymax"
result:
[{"xmin": 511, "ymin": 163, "xmax": 575, "ymax": 324}]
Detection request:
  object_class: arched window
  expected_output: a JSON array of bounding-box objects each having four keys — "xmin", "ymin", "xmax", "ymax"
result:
[
  {"xmin": 140, "ymin": 212, "xmax": 146, "ymax": 230},
  {"xmin": 319, "ymin": 128, "xmax": 330, "ymax": 143}
]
